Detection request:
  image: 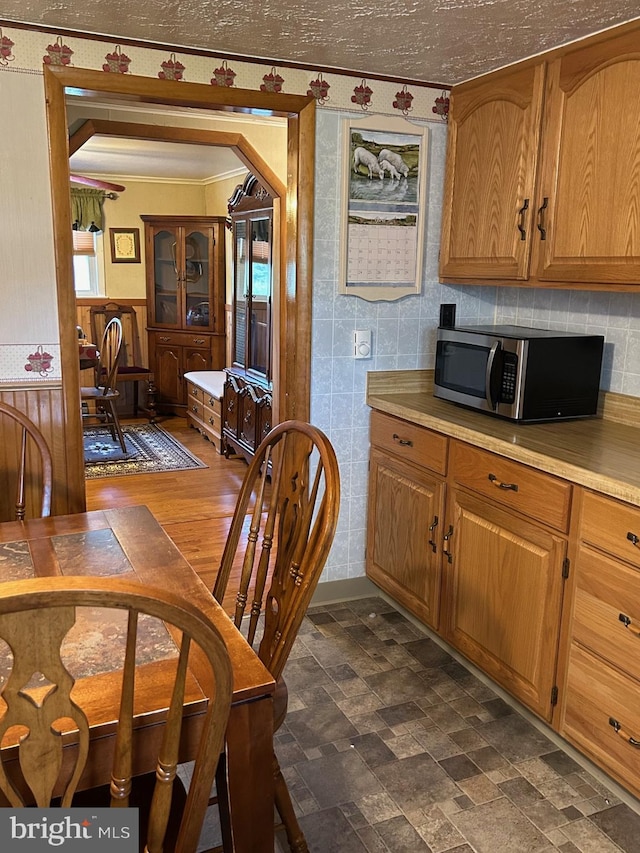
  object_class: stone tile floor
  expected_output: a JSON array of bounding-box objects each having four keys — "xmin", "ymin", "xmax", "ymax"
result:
[{"xmin": 267, "ymin": 596, "xmax": 640, "ymax": 853}]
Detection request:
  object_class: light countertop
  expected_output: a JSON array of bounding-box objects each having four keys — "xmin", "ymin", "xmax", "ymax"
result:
[{"xmin": 366, "ymin": 370, "xmax": 640, "ymax": 508}]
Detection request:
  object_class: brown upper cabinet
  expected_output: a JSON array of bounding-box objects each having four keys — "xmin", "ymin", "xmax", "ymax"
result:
[{"xmin": 440, "ymin": 24, "xmax": 640, "ymax": 289}]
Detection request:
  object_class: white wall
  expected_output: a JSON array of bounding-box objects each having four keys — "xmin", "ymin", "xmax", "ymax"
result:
[{"xmin": 1, "ymin": 73, "xmax": 59, "ymax": 343}]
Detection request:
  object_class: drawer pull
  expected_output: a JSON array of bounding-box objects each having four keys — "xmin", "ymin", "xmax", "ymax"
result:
[
  {"xmin": 428, "ymin": 516, "xmax": 439, "ymax": 553},
  {"xmin": 443, "ymin": 524, "xmax": 454, "ymax": 564},
  {"xmin": 488, "ymin": 473, "xmax": 519, "ymax": 492},
  {"xmin": 609, "ymin": 717, "xmax": 640, "ymax": 748},
  {"xmin": 627, "ymin": 531, "xmax": 640, "ymax": 546},
  {"xmin": 392, "ymin": 433, "xmax": 413, "ymax": 447},
  {"xmin": 618, "ymin": 613, "xmax": 640, "ymax": 637},
  {"xmin": 192, "ymin": 405, "xmax": 199, "ymax": 413},
  {"xmin": 192, "ymin": 338, "xmax": 206, "ymax": 345}
]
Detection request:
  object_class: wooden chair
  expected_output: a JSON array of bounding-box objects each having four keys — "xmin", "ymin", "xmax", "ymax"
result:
[
  {"xmin": 210, "ymin": 420, "xmax": 340, "ymax": 853},
  {"xmin": 89, "ymin": 302, "xmax": 156, "ymax": 421},
  {"xmin": 0, "ymin": 576, "xmax": 233, "ymax": 853},
  {"xmin": 0, "ymin": 400, "xmax": 53, "ymax": 520},
  {"xmin": 81, "ymin": 316, "xmax": 127, "ymax": 452}
]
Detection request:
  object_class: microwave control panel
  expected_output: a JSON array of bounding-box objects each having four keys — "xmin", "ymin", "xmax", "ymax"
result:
[{"xmin": 500, "ymin": 352, "xmax": 518, "ymax": 403}]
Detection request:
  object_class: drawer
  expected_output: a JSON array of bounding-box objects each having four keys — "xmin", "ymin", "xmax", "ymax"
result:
[
  {"xmin": 152, "ymin": 331, "xmax": 211, "ymax": 349},
  {"xmin": 370, "ymin": 411, "xmax": 447, "ymax": 475},
  {"xmin": 580, "ymin": 490, "xmax": 640, "ymax": 569},
  {"xmin": 187, "ymin": 382, "xmax": 204, "ymax": 405},
  {"xmin": 203, "ymin": 405, "xmax": 221, "ymax": 435},
  {"xmin": 450, "ymin": 441, "xmax": 572, "ymax": 532},
  {"xmin": 205, "ymin": 393, "xmax": 222, "ymax": 411},
  {"xmin": 572, "ymin": 543, "xmax": 640, "ymax": 682},
  {"xmin": 562, "ymin": 642, "xmax": 640, "ymax": 799},
  {"xmin": 187, "ymin": 398, "xmax": 204, "ymax": 421}
]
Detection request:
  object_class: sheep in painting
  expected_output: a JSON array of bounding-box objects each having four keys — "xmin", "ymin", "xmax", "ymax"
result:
[
  {"xmin": 353, "ymin": 146, "xmax": 384, "ymax": 179},
  {"xmin": 378, "ymin": 149, "xmax": 409, "ymax": 178},
  {"xmin": 379, "ymin": 159, "xmax": 401, "ymax": 180}
]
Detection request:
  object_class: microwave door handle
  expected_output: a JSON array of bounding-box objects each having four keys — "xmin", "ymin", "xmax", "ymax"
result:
[{"xmin": 485, "ymin": 342, "xmax": 500, "ymax": 410}]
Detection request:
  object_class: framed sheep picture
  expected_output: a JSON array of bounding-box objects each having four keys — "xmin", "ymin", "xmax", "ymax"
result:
[{"xmin": 339, "ymin": 114, "xmax": 429, "ymax": 301}]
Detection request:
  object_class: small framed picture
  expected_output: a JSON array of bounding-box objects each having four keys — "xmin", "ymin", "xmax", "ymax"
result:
[{"xmin": 109, "ymin": 228, "xmax": 141, "ymax": 263}]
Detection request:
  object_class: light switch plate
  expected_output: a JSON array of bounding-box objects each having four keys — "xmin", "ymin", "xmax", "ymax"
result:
[{"xmin": 354, "ymin": 329, "xmax": 372, "ymax": 359}]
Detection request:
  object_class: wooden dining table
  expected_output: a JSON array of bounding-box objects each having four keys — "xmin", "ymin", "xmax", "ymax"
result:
[{"xmin": 0, "ymin": 504, "xmax": 275, "ymax": 852}]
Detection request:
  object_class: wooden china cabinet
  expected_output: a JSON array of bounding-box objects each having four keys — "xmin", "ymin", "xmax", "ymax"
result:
[
  {"xmin": 142, "ymin": 215, "xmax": 226, "ymax": 414},
  {"xmin": 223, "ymin": 175, "xmax": 274, "ymax": 461}
]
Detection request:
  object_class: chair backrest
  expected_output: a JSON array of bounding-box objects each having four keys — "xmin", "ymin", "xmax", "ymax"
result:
[
  {"xmin": 90, "ymin": 302, "xmax": 145, "ymax": 371},
  {"xmin": 213, "ymin": 420, "xmax": 340, "ymax": 682},
  {"xmin": 0, "ymin": 401, "xmax": 53, "ymax": 520},
  {"xmin": 0, "ymin": 576, "xmax": 233, "ymax": 853},
  {"xmin": 96, "ymin": 316, "xmax": 123, "ymax": 393}
]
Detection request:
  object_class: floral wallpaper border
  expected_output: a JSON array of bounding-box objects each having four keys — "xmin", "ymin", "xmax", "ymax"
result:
[
  {"xmin": 0, "ymin": 344, "xmax": 62, "ymax": 385},
  {"xmin": 0, "ymin": 24, "xmax": 450, "ymax": 123}
]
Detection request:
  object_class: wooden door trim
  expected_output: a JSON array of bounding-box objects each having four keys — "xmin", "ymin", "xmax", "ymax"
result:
[{"xmin": 43, "ymin": 65, "xmax": 315, "ymax": 511}]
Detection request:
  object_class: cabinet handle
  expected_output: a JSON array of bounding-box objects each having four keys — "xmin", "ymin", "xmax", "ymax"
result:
[
  {"xmin": 392, "ymin": 433, "xmax": 413, "ymax": 447},
  {"xmin": 517, "ymin": 198, "xmax": 529, "ymax": 241},
  {"xmin": 537, "ymin": 197, "xmax": 548, "ymax": 240},
  {"xmin": 192, "ymin": 338, "xmax": 206, "ymax": 345},
  {"xmin": 192, "ymin": 404, "xmax": 199, "ymax": 413},
  {"xmin": 208, "ymin": 396, "xmax": 215, "ymax": 405},
  {"xmin": 428, "ymin": 516, "xmax": 439, "ymax": 553},
  {"xmin": 618, "ymin": 613, "xmax": 640, "ymax": 637},
  {"xmin": 609, "ymin": 717, "xmax": 640, "ymax": 748},
  {"xmin": 488, "ymin": 473, "xmax": 519, "ymax": 492},
  {"xmin": 442, "ymin": 524, "xmax": 454, "ymax": 563},
  {"xmin": 208, "ymin": 416, "xmax": 214, "ymax": 425},
  {"xmin": 627, "ymin": 531, "xmax": 640, "ymax": 547},
  {"xmin": 159, "ymin": 336, "xmax": 170, "ymax": 343}
]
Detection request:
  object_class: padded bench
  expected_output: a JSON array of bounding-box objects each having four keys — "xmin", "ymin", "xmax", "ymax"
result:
[{"xmin": 184, "ymin": 371, "xmax": 226, "ymax": 453}]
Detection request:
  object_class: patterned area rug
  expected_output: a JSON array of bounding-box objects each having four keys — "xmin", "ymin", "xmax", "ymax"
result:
[{"xmin": 84, "ymin": 423, "xmax": 207, "ymax": 479}]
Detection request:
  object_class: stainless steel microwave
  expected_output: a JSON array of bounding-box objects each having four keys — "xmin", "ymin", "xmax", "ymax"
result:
[{"xmin": 434, "ymin": 324, "xmax": 604, "ymax": 422}]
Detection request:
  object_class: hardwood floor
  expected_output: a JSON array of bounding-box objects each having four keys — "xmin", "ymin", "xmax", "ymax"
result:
[{"xmin": 85, "ymin": 415, "xmax": 249, "ymax": 593}]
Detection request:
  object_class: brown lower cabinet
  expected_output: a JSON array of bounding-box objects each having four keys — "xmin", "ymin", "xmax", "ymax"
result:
[
  {"xmin": 150, "ymin": 331, "xmax": 222, "ymax": 414},
  {"xmin": 368, "ymin": 407, "xmax": 640, "ymax": 800},
  {"xmin": 222, "ymin": 369, "xmax": 272, "ymax": 462},
  {"xmin": 560, "ymin": 489, "xmax": 640, "ymax": 800}
]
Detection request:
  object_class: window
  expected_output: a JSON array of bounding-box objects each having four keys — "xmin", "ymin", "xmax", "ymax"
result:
[{"xmin": 72, "ymin": 230, "xmax": 102, "ymax": 295}]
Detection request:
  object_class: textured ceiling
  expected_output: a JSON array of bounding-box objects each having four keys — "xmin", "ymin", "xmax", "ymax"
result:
[{"xmin": 4, "ymin": 1, "xmax": 640, "ymax": 85}]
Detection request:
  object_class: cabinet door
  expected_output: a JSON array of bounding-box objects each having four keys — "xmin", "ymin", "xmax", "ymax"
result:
[
  {"xmin": 366, "ymin": 448, "xmax": 444, "ymax": 629},
  {"xmin": 223, "ymin": 378, "xmax": 240, "ymax": 437},
  {"xmin": 184, "ymin": 224, "xmax": 216, "ymax": 332},
  {"xmin": 256, "ymin": 394, "xmax": 273, "ymax": 446},
  {"xmin": 183, "ymin": 346, "xmax": 211, "ymax": 376},
  {"xmin": 442, "ymin": 488, "xmax": 566, "ymax": 720},
  {"xmin": 536, "ymin": 29, "xmax": 640, "ymax": 284},
  {"xmin": 154, "ymin": 345, "xmax": 182, "ymax": 405},
  {"xmin": 239, "ymin": 388, "xmax": 258, "ymax": 451},
  {"xmin": 440, "ymin": 63, "xmax": 545, "ymax": 280},
  {"xmin": 148, "ymin": 224, "xmax": 182, "ymax": 328}
]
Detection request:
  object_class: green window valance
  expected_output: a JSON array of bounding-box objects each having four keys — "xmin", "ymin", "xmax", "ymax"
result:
[{"xmin": 70, "ymin": 187, "xmax": 105, "ymax": 232}]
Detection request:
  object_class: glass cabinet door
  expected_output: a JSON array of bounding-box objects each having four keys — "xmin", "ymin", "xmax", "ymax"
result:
[
  {"xmin": 184, "ymin": 226, "xmax": 212, "ymax": 330},
  {"xmin": 233, "ymin": 220, "xmax": 248, "ymax": 368},
  {"xmin": 248, "ymin": 216, "xmax": 272, "ymax": 377},
  {"xmin": 152, "ymin": 226, "xmax": 181, "ymax": 327}
]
